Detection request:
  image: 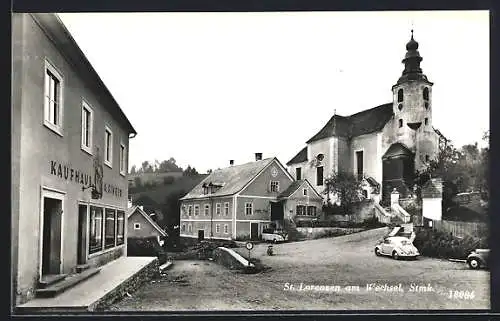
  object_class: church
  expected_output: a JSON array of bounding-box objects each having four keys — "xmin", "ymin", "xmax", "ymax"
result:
[{"xmin": 286, "ymin": 31, "xmax": 446, "ymax": 205}]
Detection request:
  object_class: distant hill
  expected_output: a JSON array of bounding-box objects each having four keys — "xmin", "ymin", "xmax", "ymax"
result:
[
  {"xmin": 128, "ymin": 171, "xmax": 184, "ymax": 188},
  {"xmin": 131, "ymin": 174, "xmax": 207, "ymax": 205}
]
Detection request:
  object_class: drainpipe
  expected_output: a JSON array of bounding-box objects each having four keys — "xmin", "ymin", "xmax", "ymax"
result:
[{"xmin": 210, "ymin": 196, "xmax": 214, "ymax": 238}]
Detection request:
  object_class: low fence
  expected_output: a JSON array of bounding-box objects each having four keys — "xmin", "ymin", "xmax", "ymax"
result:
[{"xmin": 432, "ymin": 220, "xmax": 488, "ymax": 238}]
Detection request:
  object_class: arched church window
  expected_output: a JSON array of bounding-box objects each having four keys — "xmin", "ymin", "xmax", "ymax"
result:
[
  {"xmin": 424, "ymin": 118, "xmax": 428, "ymax": 125},
  {"xmin": 399, "ymin": 119, "xmax": 403, "ymax": 128},
  {"xmin": 398, "ymin": 104, "xmax": 403, "ymax": 111},
  {"xmin": 397, "ymin": 89, "xmax": 404, "ymax": 103},
  {"xmin": 423, "ymin": 87, "xmax": 429, "ymax": 101},
  {"xmin": 424, "ymin": 102, "xmax": 429, "ymax": 109}
]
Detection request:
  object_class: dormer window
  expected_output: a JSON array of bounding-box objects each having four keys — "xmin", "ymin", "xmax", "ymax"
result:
[
  {"xmin": 397, "ymin": 89, "xmax": 404, "ymax": 102},
  {"xmin": 423, "ymin": 87, "xmax": 429, "ymax": 101}
]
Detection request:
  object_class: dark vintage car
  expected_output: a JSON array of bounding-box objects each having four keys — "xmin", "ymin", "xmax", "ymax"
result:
[{"xmin": 466, "ymin": 249, "xmax": 489, "ymax": 269}]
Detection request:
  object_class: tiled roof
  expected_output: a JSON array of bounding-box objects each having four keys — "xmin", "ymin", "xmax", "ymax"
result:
[
  {"xmin": 180, "ymin": 158, "xmax": 275, "ymax": 200},
  {"xmin": 382, "ymin": 142, "xmax": 414, "ymax": 159},
  {"xmin": 278, "ymin": 180, "xmax": 305, "ymax": 198},
  {"xmin": 306, "ymin": 103, "xmax": 393, "ymax": 144},
  {"xmin": 127, "ymin": 205, "xmax": 167, "ymax": 237},
  {"xmin": 286, "ymin": 146, "xmax": 308, "ymax": 166}
]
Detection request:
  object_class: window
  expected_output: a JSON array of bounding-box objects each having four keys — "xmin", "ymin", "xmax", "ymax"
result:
[
  {"xmin": 307, "ymin": 206, "xmax": 316, "ymax": 216},
  {"xmin": 303, "ymin": 188, "xmax": 308, "ymax": 196},
  {"xmin": 119, "ymin": 143, "xmax": 126, "ymax": 176},
  {"xmin": 424, "ymin": 118, "xmax": 428, "ymax": 125},
  {"xmin": 296, "ymin": 167, "xmax": 302, "ymax": 180},
  {"xmin": 44, "ymin": 60, "xmax": 63, "ymax": 135},
  {"xmin": 423, "ymin": 87, "xmax": 429, "ymax": 101},
  {"xmin": 296, "ymin": 205, "xmax": 306, "ymax": 216},
  {"xmin": 194, "ymin": 205, "xmax": 200, "ymax": 216},
  {"xmin": 181, "ymin": 224, "xmax": 186, "ymax": 232},
  {"xmin": 425, "ymin": 155, "xmax": 430, "ymax": 162},
  {"xmin": 204, "ymin": 204, "xmax": 210, "ymax": 216},
  {"xmin": 89, "ymin": 206, "xmax": 103, "ymax": 254},
  {"xmin": 356, "ymin": 151, "xmax": 364, "ymax": 180},
  {"xmin": 104, "ymin": 209, "xmax": 116, "ymax": 249},
  {"xmin": 134, "ymin": 223, "xmax": 141, "ymax": 230},
  {"xmin": 216, "ymin": 203, "xmax": 221, "ymax": 215},
  {"xmin": 104, "ymin": 126, "xmax": 113, "ymax": 167},
  {"xmin": 397, "ymin": 88, "xmax": 404, "ymax": 102},
  {"xmin": 224, "ymin": 202, "xmax": 229, "ymax": 216},
  {"xmin": 245, "ymin": 203, "xmax": 253, "ymax": 215},
  {"xmin": 215, "ymin": 224, "xmax": 220, "ymax": 233},
  {"xmin": 182, "ymin": 205, "xmax": 186, "ymax": 215},
  {"xmin": 117, "ymin": 211, "xmax": 125, "ymax": 245},
  {"xmin": 188, "ymin": 224, "xmax": 192, "ymax": 233},
  {"xmin": 188, "ymin": 205, "xmax": 192, "ymax": 216},
  {"xmin": 224, "ymin": 224, "xmax": 229, "ymax": 234},
  {"xmin": 81, "ymin": 101, "xmax": 93, "ymax": 154},
  {"xmin": 398, "ymin": 104, "xmax": 403, "ymax": 111},
  {"xmin": 316, "ymin": 166, "xmax": 324, "ymax": 186},
  {"xmin": 424, "ymin": 102, "xmax": 429, "ymax": 110},
  {"xmin": 399, "ymin": 119, "xmax": 403, "ymax": 128},
  {"xmin": 270, "ymin": 181, "xmax": 280, "ymax": 192}
]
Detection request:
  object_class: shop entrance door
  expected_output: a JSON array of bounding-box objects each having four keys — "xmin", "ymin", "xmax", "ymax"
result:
[{"xmin": 42, "ymin": 197, "xmax": 63, "ymax": 275}]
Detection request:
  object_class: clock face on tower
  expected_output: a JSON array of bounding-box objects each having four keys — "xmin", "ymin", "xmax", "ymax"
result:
[{"xmin": 271, "ymin": 166, "xmax": 278, "ymax": 177}]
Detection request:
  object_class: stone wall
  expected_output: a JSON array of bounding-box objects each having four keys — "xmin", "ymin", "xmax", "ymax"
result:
[{"xmin": 91, "ymin": 258, "xmax": 159, "ymax": 311}]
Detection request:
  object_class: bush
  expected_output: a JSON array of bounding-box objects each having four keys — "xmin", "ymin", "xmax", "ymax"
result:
[
  {"xmin": 413, "ymin": 228, "xmax": 488, "ymax": 259},
  {"xmin": 163, "ymin": 176, "xmax": 175, "ymax": 185},
  {"xmin": 128, "ymin": 237, "xmax": 167, "ymax": 264}
]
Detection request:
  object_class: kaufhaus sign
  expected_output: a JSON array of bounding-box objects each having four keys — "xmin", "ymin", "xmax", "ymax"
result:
[{"xmin": 49, "ymin": 160, "xmax": 124, "ymax": 198}]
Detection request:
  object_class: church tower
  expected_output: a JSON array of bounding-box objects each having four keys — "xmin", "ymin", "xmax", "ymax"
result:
[{"xmin": 391, "ymin": 30, "xmax": 437, "ymax": 171}]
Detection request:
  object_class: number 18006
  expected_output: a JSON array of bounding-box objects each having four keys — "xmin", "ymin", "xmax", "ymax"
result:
[{"xmin": 448, "ymin": 290, "xmax": 475, "ymax": 300}]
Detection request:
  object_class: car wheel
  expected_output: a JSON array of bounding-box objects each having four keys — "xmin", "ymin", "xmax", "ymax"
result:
[
  {"xmin": 392, "ymin": 251, "xmax": 399, "ymax": 260},
  {"xmin": 468, "ymin": 258, "xmax": 480, "ymax": 269},
  {"xmin": 375, "ymin": 248, "xmax": 381, "ymax": 256}
]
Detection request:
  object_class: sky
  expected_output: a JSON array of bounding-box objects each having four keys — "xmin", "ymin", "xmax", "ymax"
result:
[{"xmin": 58, "ymin": 11, "xmax": 489, "ymax": 174}]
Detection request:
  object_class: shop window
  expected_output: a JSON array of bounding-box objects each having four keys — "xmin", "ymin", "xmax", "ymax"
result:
[
  {"xmin": 104, "ymin": 208, "xmax": 116, "ymax": 249},
  {"xmin": 117, "ymin": 211, "xmax": 125, "ymax": 245},
  {"xmin": 44, "ymin": 60, "xmax": 64, "ymax": 135},
  {"xmin": 89, "ymin": 206, "xmax": 103, "ymax": 254}
]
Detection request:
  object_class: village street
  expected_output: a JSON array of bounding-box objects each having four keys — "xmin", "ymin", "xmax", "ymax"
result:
[{"xmin": 109, "ymin": 228, "xmax": 490, "ymax": 311}]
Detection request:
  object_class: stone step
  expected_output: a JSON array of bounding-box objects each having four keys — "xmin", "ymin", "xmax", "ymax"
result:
[
  {"xmin": 36, "ymin": 268, "xmax": 100, "ymax": 298},
  {"xmin": 76, "ymin": 264, "xmax": 90, "ymax": 273},
  {"xmin": 39, "ymin": 274, "xmax": 68, "ymax": 289}
]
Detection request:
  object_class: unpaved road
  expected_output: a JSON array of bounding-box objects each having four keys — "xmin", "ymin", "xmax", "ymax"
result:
[{"xmin": 109, "ymin": 228, "xmax": 490, "ymax": 311}]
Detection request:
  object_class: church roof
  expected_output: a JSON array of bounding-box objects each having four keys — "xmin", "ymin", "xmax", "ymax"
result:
[
  {"xmin": 286, "ymin": 146, "xmax": 308, "ymax": 166},
  {"xmin": 382, "ymin": 142, "xmax": 414, "ymax": 160},
  {"xmin": 306, "ymin": 103, "xmax": 393, "ymax": 144}
]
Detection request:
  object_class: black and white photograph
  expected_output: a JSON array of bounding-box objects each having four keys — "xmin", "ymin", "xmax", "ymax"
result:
[{"xmin": 11, "ymin": 9, "xmax": 491, "ymax": 314}]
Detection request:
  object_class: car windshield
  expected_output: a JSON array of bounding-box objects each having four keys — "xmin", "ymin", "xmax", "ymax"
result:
[{"xmin": 400, "ymin": 240, "xmax": 409, "ymax": 245}]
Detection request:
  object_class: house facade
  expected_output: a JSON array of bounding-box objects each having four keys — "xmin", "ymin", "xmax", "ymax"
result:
[
  {"xmin": 179, "ymin": 154, "xmax": 323, "ymax": 241},
  {"xmin": 127, "ymin": 205, "xmax": 167, "ymax": 245},
  {"xmin": 287, "ymin": 31, "xmax": 444, "ymax": 204},
  {"xmin": 11, "ymin": 13, "xmax": 136, "ymax": 306}
]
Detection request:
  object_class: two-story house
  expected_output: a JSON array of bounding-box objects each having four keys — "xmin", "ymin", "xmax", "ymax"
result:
[
  {"xmin": 179, "ymin": 154, "xmax": 323, "ymax": 241},
  {"xmin": 11, "ymin": 13, "xmax": 136, "ymax": 307}
]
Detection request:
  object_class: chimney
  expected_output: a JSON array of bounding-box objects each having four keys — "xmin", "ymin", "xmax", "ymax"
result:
[
  {"xmin": 255, "ymin": 153, "xmax": 262, "ymax": 161},
  {"xmin": 230, "ymin": 160, "xmax": 234, "ymax": 166}
]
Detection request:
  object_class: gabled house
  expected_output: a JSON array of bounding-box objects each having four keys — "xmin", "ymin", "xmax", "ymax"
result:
[
  {"xmin": 127, "ymin": 205, "xmax": 167, "ymax": 245},
  {"xmin": 179, "ymin": 154, "xmax": 323, "ymax": 241},
  {"xmin": 287, "ymin": 31, "xmax": 445, "ymax": 204}
]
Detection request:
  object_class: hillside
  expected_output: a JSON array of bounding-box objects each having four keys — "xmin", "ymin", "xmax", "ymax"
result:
[{"xmin": 131, "ymin": 174, "xmax": 207, "ymax": 205}]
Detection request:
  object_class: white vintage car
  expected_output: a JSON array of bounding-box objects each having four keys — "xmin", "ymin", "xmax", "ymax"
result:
[
  {"xmin": 261, "ymin": 229, "xmax": 288, "ymax": 243},
  {"xmin": 375, "ymin": 236, "xmax": 420, "ymax": 260}
]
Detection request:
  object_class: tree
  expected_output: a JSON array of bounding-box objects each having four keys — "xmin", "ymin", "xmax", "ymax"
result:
[
  {"xmin": 183, "ymin": 165, "xmax": 199, "ymax": 177},
  {"xmin": 161, "ymin": 189, "xmax": 188, "ymax": 248},
  {"xmin": 130, "ymin": 165, "xmax": 137, "ymax": 174},
  {"xmin": 323, "ymin": 171, "xmax": 364, "ymax": 214},
  {"xmin": 133, "ymin": 195, "xmax": 158, "ymax": 214}
]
